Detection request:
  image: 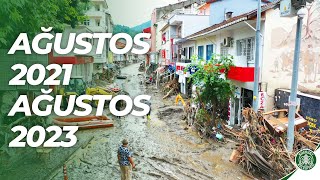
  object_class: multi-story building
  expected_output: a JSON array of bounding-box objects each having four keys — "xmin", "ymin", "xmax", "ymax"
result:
[
  {"xmin": 85, "ymin": 0, "xmax": 113, "ymax": 75},
  {"xmin": 179, "ymin": 0, "xmax": 320, "ymax": 130},
  {"xmin": 53, "ymin": 25, "xmax": 94, "ymax": 84},
  {"xmin": 53, "ymin": 0, "xmax": 113, "ymax": 84},
  {"xmin": 150, "ymin": 0, "xmax": 203, "ymax": 67},
  {"xmin": 179, "ymin": 0, "xmax": 271, "ymax": 125}
]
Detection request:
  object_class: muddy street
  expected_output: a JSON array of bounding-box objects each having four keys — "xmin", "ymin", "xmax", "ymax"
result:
[{"xmin": 53, "ymin": 63, "xmax": 249, "ymax": 180}]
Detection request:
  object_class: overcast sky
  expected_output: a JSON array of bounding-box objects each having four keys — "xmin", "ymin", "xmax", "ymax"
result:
[{"xmin": 108, "ymin": 0, "xmax": 179, "ymax": 27}]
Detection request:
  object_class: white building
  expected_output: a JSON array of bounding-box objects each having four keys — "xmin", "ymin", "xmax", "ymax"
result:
[
  {"xmin": 84, "ymin": 0, "xmax": 113, "ymax": 74},
  {"xmin": 53, "ymin": 25, "xmax": 95, "ymax": 84},
  {"xmin": 150, "ymin": 0, "xmax": 203, "ymax": 66}
]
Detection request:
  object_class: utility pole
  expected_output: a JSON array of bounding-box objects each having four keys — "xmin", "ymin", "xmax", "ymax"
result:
[
  {"xmin": 252, "ymin": 0, "xmax": 261, "ymax": 112},
  {"xmin": 287, "ymin": 4, "xmax": 309, "ymax": 152},
  {"xmin": 287, "ymin": 14, "xmax": 303, "ymax": 152},
  {"xmin": 279, "ymin": 0, "xmax": 313, "ymax": 152}
]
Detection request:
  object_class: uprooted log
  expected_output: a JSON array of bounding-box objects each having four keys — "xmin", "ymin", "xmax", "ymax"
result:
[
  {"xmin": 162, "ymin": 79, "xmax": 179, "ymax": 99},
  {"xmin": 222, "ymin": 108, "xmax": 319, "ymax": 179},
  {"xmin": 163, "ymin": 88, "xmax": 175, "ymax": 99}
]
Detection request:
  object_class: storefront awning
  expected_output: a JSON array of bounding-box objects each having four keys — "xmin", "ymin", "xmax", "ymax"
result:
[
  {"xmin": 49, "ymin": 52, "xmax": 94, "ymax": 64},
  {"xmin": 227, "ymin": 66, "xmax": 255, "ymax": 82}
]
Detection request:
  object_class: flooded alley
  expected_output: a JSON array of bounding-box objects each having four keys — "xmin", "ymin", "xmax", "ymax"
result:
[{"xmin": 53, "ymin": 63, "xmax": 249, "ymax": 180}]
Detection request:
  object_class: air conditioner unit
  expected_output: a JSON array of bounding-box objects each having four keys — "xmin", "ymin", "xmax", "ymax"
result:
[{"xmin": 223, "ymin": 37, "xmax": 232, "ymax": 47}]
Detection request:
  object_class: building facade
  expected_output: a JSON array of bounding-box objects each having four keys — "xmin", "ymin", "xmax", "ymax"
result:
[
  {"xmin": 150, "ymin": 0, "xmax": 203, "ymax": 66},
  {"xmin": 85, "ymin": 0, "xmax": 113, "ymax": 75},
  {"xmin": 54, "ymin": 25, "xmax": 95, "ymax": 84},
  {"xmin": 180, "ymin": 0, "xmax": 320, "ymax": 130}
]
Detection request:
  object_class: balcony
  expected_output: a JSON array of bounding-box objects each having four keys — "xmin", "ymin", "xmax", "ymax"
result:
[
  {"xmin": 171, "ymin": 9, "xmax": 198, "ymax": 15},
  {"xmin": 87, "ymin": 26, "xmax": 107, "ymax": 32},
  {"xmin": 227, "ymin": 66, "xmax": 255, "ymax": 82},
  {"xmin": 171, "ymin": 33, "xmax": 182, "ymax": 39},
  {"xmin": 86, "ymin": 11, "xmax": 105, "ymax": 18}
]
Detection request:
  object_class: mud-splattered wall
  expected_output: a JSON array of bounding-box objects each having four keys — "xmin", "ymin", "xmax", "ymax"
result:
[{"xmin": 262, "ymin": 2, "xmax": 320, "ymax": 111}]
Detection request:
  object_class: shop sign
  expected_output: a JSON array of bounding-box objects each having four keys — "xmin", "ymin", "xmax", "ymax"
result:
[
  {"xmin": 280, "ymin": 0, "xmax": 297, "ymax": 17},
  {"xmin": 176, "ymin": 62, "xmax": 190, "ymax": 76},
  {"xmin": 259, "ymin": 92, "xmax": 267, "ymax": 110},
  {"xmin": 161, "ymin": 50, "xmax": 166, "ymax": 58}
]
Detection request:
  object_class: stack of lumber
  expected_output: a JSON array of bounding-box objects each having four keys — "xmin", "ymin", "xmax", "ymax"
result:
[{"xmin": 222, "ymin": 108, "xmax": 319, "ymax": 179}]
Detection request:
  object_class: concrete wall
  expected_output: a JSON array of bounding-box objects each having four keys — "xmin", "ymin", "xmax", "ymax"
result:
[
  {"xmin": 181, "ymin": 15, "xmax": 210, "ymax": 37},
  {"xmin": 169, "ymin": 15, "xmax": 210, "ymax": 38},
  {"xmin": 160, "ymin": 25, "xmax": 171, "ymax": 64},
  {"xmin": 261, "ymin": 4, "xmax": 320, "ymax": 111},
  {"xmin": 198, "ymin": 3, "xmax": 210, "ymax": 15},
  {"xmin": 209, "ymin": 0, "xmax": 267, "ymax": 25}
]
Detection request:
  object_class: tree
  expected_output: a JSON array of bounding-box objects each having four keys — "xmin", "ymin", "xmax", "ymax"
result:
[
  {"xmin": 0, "ymin": 0, "xmax": 90, "ymax": 48},
  {"xmin": 113, "ymin": 25, "xmax": 139, "ymax": 37},
  {"xmin": 187, "ymin": 54, "xmax": 235, "ymax": 128}
]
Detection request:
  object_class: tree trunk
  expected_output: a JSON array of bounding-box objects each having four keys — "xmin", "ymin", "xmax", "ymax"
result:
[{"xmin": 211, "ymin": 100, "xmax": 217, "ymax": 127}]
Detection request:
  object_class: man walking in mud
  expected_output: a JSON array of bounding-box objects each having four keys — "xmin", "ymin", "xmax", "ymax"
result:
[{"xmin": 118, "ymin": 139, "xmax": 135, "ymax": 180}]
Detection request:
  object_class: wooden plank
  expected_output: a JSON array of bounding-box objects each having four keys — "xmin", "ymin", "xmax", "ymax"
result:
[{"xmin": 295, "ymin": 132, "xmax": 317, "ymax": 150}]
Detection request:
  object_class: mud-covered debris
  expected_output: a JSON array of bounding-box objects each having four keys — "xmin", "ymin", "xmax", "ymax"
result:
[{"xmin": 157, "ymin": 106, "xmax": 184, "ymax": 119}]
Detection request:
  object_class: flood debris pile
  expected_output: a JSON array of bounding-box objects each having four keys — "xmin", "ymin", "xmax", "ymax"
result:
[
  {"xmin": 157, "ymin": 106, "xmax": 184, "ymax": 120},
  {"xmin": 222, "ymin": 108, "xmax": 319, "ymax": 180},
  {"xmin": 94, "ymin": 64, "xmax": 121, "ymax": 83},
  {"xmin": 162, "ymin": 79, "xmax": 179, "ymax": 99}
]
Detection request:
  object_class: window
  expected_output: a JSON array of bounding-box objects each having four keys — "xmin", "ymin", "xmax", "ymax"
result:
[
  {"xmin": 85, "ymin": 38, "xmax": 94, "ymax": 45},
  {"xmin": 83, "ymin": 19, "xmax": 90, "ymax": 26},
  {"xmin": 198, "ymin": 46, "xmax": 204, "ymax": 60},
  {"xmin": 95, "ymin": 5, "xmax": 100, "ymax": 11},
  {"xmin": 162, "ymin": 32, "xmax": 166, "ymax": 44},
  {"xmin": 96, "ymin": 19, "xmax": 100, "ymax": 26},
  {"xmin": 236, "ymin": 37, "xmax": 255, "ymax": 62},
  {"xmin": 183, "ymin": 47, "xmax": 188, "ymax": 58},
  {"xmin": 188, "ymin": 47, "xmax": 194, "ymax": 59},
  {"xmin": 206, "ymin": 44, "xmax": 214, "ymax": 60},
  {"xmin": 220, "ymin": 43, "xmax": 229, "ymax": 56}
]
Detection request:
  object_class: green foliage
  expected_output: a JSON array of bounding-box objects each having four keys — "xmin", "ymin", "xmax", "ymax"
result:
[
  {"xmin": 0, "ymin": 0, "xmax": 89, "ymax": 48},
  {"xmin": 131, "ymin": 20, "xmax": 151, "ymax": 32},
  {"xmin": 195, "ymin": 108, "xmax": 209, "ymax": 124},
  {"xmin": 188, "ymin": 54, "xmax": 235, "ymax": 106},
  {"xmin": 113, "ymin": 25, "xmax": 139, "ymax": 37}
]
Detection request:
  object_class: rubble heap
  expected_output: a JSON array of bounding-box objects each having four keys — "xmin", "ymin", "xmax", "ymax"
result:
[{"xmin": 222, "ymin": 108, "xmax": 319, "ymax": 180}]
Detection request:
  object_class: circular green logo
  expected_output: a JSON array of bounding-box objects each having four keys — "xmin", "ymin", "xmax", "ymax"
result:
[{"xmin": 295, "ymin": 149, "xmax": 317, "ymax": 171}]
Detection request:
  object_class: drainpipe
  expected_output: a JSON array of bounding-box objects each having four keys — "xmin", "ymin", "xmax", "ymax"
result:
[{"xmin": 252, "ymin": 0, "xmax": 261, "ymax": 113}]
